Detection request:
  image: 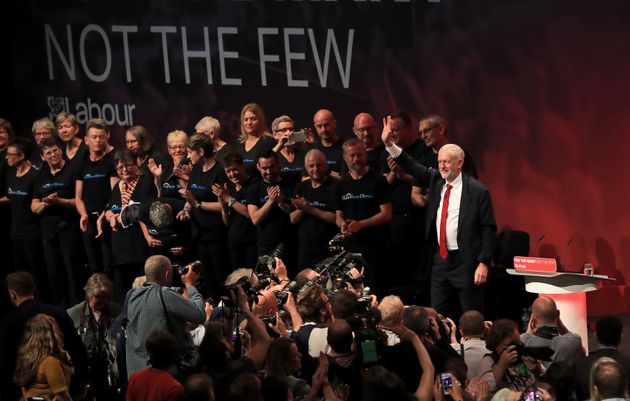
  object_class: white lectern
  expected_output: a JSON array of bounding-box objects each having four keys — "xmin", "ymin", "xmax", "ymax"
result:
[{"xmin": 506, "ymin": 269, "xmax": 615, "ymax": 353}]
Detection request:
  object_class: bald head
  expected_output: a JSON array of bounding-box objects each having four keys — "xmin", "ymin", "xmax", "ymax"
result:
[
  {"xmin": 313, "ymin": 109, "xmax": 338, "ymax": 144},
  {"xmin": 144, "ymin": 255, "xmax": 172, "ymax": 284},
  {"xmin": 532, "ymin": 296, "xmax": 558, "ymax": 324},
  {"xmin": 353, "ymin": 112, "xmax": 378, "ymax": 149}
]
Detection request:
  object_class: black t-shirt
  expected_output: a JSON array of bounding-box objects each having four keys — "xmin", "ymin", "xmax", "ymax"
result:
[
  {"xmin": 246, "ymin": 178, "xmax": 294, "ymax": 252},
  {"xmin": 6, "ymin": 167, "xmax": 40, "ymax": 239},
  {"xmin": 293, "ymin": 177, "xmax": 339, "ymax": 258},
  {"xmin": 226, "ymin": 177, "xmax": 258, "ymax": 247},
  {"xmin": 142, "ymin": 197, "xmax": 191, "ymax": 261},
  {"xmin": 278, "ymin": 150, "xmax": 306, "ymax": 189},
  {"xmin": 159, "ymin": 159, "xmax": 184, "ymax": 200},
  {"xmin": 340, "ymin": 145, "xmax": 384, "ymax": 178},
  {"xmin": 311, "ymin": 141, "xmax": 344, "ymax": 174},
  {"xmin": 77, "ymin": 153, "xmax": 117, "ymax": 213},
  {"xmin": 214, "ymin": 143, "xmax": 235, "ymax": 166},
  {"xmin": 29, "ymin": 152, "xmax": 45, "ymax": 171},
  {"xmin": 236, "ymin": 136, "xmax": 277, "ymax": 176},
  {"xmin": 333, "ymin": 169, "xmax": 391, "ymax": 241},
  {"xmin": 34, "ymin": 162, "xmax": 78, "ymax": 226},
  {"xmin": 65, "ymin": 141, "xmax": 88, "ymax": 168},
  {"xmin": 380, "ymin": 139, "xmax": 427, "ymax": 214},
  {"xmin": 140, "ymin": 148, "xmax": 169, "ymax": 178},
  {"xmin": 107, "ymin": 174, "xmax": 158, "ymax": 265},
  {"xmin": 187, "ymin": 162, "xmax": 228, "ymax": 241}
]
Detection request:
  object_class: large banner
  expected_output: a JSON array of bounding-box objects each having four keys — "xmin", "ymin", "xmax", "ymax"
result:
[{"xmin": 4, "ymin": 0, "xmax": 630, "ymax": 313}]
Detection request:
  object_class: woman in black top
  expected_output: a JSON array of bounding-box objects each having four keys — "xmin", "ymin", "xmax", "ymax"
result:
[
  {"xmin": 0, "ymin": 138, "xmax": 50, "ymax": 301},
  {"xmin": 179, "ymin": 134, "xmax": 230, "ymax": 298},
  {"xmin": 213, "ymin": 152, "xmax": 258, "ymax": 269},
  {"xmin": 148, "ymin": 130, "xmax": 190, "ymax": 200},
  {"xmin": 104, "ymin": 149, "xmax": 157, "ymax": 303},
  {"xmin": 271, "ymin": 115, "xmax": 306, "ymax": 189},
  {"xmin": 236, "ymin": 103, "xmax": 277, "ymax": 176},
  {"xmin": 125, "ymin": 125, "xmax": 167, "ymax": 178},
  {"xmin": 32, "ymin": 137, "xmax": 84, "ymax": 308},
  {"xmin": 55, "ymin": 112, "xmax": 87, "ymax": 165}
]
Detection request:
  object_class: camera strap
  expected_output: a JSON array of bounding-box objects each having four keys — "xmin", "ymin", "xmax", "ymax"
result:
[{"xmin": 534, "ymin": 325, "xmax": 559, "ymax": 340}]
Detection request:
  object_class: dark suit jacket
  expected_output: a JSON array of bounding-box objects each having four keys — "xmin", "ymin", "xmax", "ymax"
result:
[
  {"xmin": 574, "ymin": 347, "xmax": 630, "ymax": 401},
  {"xmin": 394, "ymin": 150, "xmax": 496, "ymax": 269}
]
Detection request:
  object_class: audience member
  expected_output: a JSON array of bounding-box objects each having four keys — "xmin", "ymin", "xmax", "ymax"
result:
[
  {"xmin": 126, "ymin": 329, "xmax": 185, "ymax": 401},
  {"xmin": 589, "ymin": 357, "xmax": 628, "ymax": 401},
  {"xmin": 575, "ymin": 316, "xmax": 630, "ymax": 401},
  {"xmin": 521, "ymin": 296, "xmax": 583, "ymax": 366},
  {"xmin": 14, "ymin": 314, "xmax": 74, "ymax": 401},
  {"xmin": 125, "ymin": 255, "xmax": 205, "ymax": 377},
  {"xmin": 185, "ymin": 373, "xmax": 215, "ymax": 401},
  {"xmin": 453, "ymin": 310, "xmax": 491, "ymax": 380},
  {"xmin": 0, "ymin": 271, "xmax": 89, "ymax": 401},
  {"xmin": 67, "ymin": 273, "xmax": 122, "ymax": 400}
]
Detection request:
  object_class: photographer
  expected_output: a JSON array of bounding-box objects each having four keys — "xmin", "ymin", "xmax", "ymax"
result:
[
  {"xmin": 479, "ymin": 319, "xmax": 545, "ymax": 393},
  {"xmin": 125, "ymin": 255, "xmax": 206, "ymax": 378},
  {"xmin": 520, "ymin": 296, "xmax": 583, "ymax": 367}
]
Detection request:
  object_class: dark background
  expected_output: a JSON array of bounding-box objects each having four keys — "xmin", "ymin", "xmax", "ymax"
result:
[{"xmin": 2, "ymin": 0, "xmax": 629, "ymax": 315}]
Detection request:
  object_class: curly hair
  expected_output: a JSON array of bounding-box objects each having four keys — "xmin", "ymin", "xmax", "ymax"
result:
[
  {"xmin": 485, "ymin": 319, "xmax": 519, "ymax": 354},
  {"xmin": 296, "ymin": 284, "xmax": 327, "ymax": 323},
  {"xmin": 14, "ymin": 314, "xmax": 70, "ymax": 386}
]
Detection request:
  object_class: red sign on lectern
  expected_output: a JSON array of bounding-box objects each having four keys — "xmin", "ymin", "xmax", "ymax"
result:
[{"xmin": 513, "ymin": 256, "xmax": 558, "ymax": 273}]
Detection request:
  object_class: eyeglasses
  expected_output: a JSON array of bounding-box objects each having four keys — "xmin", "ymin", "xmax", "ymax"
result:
[
  {"xmin": 275, "ymin": 127, "xmax": 294, "ymax": 133},
  {"xmin": 353, "ymin": 126, "xmax": 375, "ymax": 133},
  {"xmin": 168, "ymin": 145, "xmax": 187, "ymax": 150},
  {"xmin": 125, "ymin": 139, "xmax": 139, "ymax": 144},
  {"xmin": 419, "ymin": 124, "xmax": 441, "ymax": 136},
  {"xmin": 5, "ymin": 152, "xmax": 21, "ymax": 157},
  {"xmin": 116, "ymin": 163, "xmax": 137, "ymax": 170}
]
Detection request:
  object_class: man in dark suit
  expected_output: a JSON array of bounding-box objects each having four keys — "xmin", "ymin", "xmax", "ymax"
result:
[
  {"xmin": 381, "ymin": 116, "xmax": 496, "ymax": 320},
  {"xmin": 575, "ymin": 316, "xmax": 630, "ymax": 401}
]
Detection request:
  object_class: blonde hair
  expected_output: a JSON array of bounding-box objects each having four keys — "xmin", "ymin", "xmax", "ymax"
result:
[
  {"xmin": 166, "ymin": 130, "xmax": 189, "ymax": 147},
  {"xmin": 14, "ymin": 314, "xmax": 70, "ymax": 386},
  {"xmin": 32, "ymin": 117, "xmax": 56, "ymax": 135},
  {"xmin": 238, "ymin": 103, "xmax": 271, "ymax": 143},
  {"xmin": 378, "ymin": 295, "xmax": 404, "ymax": 327}
]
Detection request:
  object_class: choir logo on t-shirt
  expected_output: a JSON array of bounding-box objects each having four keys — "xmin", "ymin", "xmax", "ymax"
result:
[
  {"xmin": 189, "ymin": 184, "xmax": 206, "ymax": 190},
  {"xmin": 341, "ymin": 192, "xmax": 373, "ymax": 201},
  {"xmin": 83, "ymin": 173, "xmax": 106, "ymax": 180},
  {"xmin": 163, "ymin": 182, "xmax": 181, "ymax": 190},
  {"xmin": 310, "ymin": 201, "xmax": 327, "ymax": 208},
  {"xmin": 7, "ymin": 187, "xmax": 28, "ymax": 197},
  {"xmin": 41, "ymin": 182, "xmax": 66, "ymax": 190}
]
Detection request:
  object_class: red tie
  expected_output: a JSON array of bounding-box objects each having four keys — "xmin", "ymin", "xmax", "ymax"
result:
[{"xmin": 439, "ymin": 184, "xmax": 453, "ymax": 260}]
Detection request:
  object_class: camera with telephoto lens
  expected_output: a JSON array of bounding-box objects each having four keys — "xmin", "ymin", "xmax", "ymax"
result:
[
  {"xmin": 176, "ymin": 260, "xmax": 203, "ymax": 276},
  {"xmin": 313, "ymin": 234, "xmax": 367, "ymax": 292},
  {"xmin": 274, "ymin": 280, "xmax": 300, "ymax": 306},
  {"xmin": 510, "ymin": 339, "xmax": 554, "ymax": 362},
  {"xmin": 257, "ymin": 243, "xmax": 287, "ymax": 270}
]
